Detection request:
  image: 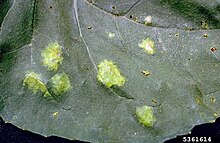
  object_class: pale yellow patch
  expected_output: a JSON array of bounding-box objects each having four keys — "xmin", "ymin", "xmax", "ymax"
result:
[
  {"xmin": 23, "ymin": 72, "xmax": 51, "ymax": 97},
  {"xmin": 108, "ymin": 32, "xmax": 115, "ymax": 38},
  {"xmin": 144, "ymin": 16, "xmax": 152, "ymax": 26},
  {"xmin": 139, "ymin": 38, "xmax": 156, "ymax": 55},
  {"xmin": 41, "ymin": 42, "xmax": 63, "ymax": 71}
]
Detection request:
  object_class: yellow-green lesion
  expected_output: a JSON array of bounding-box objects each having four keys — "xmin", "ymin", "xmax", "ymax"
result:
[
  {"xmin": 135, "ymin": 105, "xmax": 156, "ymax": 127},
  {"xmin": 97, "ymin": 60, "xmax": 126, "ymax": 88},
  {"xmin": 23, "ymin": 72, "xmax": 51, "ymax": 97},
  {"xmin": 139, "ymin": 38, "xmax": 156, "ymax": 55},
  {"xmin": 41, "ymin": 42, "xmax": 63, "ymax": 71},
  {"xmin": 50, "ymin": 72, "xmax": 72, "ymax": 95}
]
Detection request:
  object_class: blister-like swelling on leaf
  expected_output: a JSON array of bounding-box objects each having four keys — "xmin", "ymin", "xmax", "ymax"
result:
[
  {"xmin": 97, "ymin": 60, "xmax": 126, "ymax": 88},
  {"xmin": 136, "ymin": 105, "xmax": 156, "ymax": 127},
  {"xmin": 50, "ymin": 72, "xmax": 72, "ymax": 95},
  {"xmin": 23, "ymin": 72, "xmax": 51, "ymax": 97},
  {"xmin": 139, "ymin": 38, "xmax": 156, "ymax": 55},
  {"xmin": 41, "ymin": 42, "xmax": 63, "ymax": 71}
]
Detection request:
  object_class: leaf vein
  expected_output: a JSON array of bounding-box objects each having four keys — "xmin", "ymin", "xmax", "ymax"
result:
[{"xmin": 73, "ymin": 0, "xmax": 98, "ymax": 71}]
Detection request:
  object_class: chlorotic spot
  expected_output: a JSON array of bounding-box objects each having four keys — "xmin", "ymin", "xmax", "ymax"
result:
[
  {"xmin": 53, "ymin": 112, "xmax": 59, "ymax": 118},
  {"xmin": 41, "ymin": 42, "xmax": 63, "ymax": 71},
  {"xmin": 108, "ymin": 32, "xmax": 115, "ymax": 38},
  {"xmin": 139, "ymin": 38, "xmax": 156, "ymax": 55},
  {"xmin": 135, "ymin": 105, "xmax": 156, "ymax": 127},
  {"xmin": 195, "ymin": 97, "xmax": 202, "ymax": 104},
  {"xmin": 50, "ymin": 72, "xmax": 72, "ymax": 95},
  {"xmin": 23, "ymin": 72, "xmax": 51, "ymax": 97},
  {"xmin": 97, "ymin": 60, "xmax": 126, "ymax": 88}
]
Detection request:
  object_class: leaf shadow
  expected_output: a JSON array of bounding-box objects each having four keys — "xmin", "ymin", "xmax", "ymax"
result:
[
  {"xmin": 0, "ymin": 0, "xmax": 11, "ymax": 26},
  {"xmin": 160, "ymin": 0, "xmax": 220, "ymax": 29},
  {"xmin": 110, "ymin": 85, "xmax": 134, "ymax": 100},
  {"xmin": 0, "ymin": 43, "xmax": 17, "ymax": 74}
]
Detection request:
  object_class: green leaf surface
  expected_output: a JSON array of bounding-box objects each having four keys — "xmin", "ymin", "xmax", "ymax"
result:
[
  {"xmin": 0, "ymin": 0, "xmax": 220, "ymax": 142},
  {"xmin": 0, "ymin": 0, "xmax": 12, "ymax": 26}
]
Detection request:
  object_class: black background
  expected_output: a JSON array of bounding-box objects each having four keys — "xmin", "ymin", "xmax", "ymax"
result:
[{"xmin": 0, "ymin": 117, "xmax": 220, "ymax": 143}]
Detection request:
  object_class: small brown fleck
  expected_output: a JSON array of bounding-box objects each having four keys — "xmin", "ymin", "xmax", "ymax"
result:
[
  {"xmin": 87, "ymin": 26, "xmax": 92, "ymax": 30},
  {"xmin": 201, "ymin": 20, "xmax": 208, "ymax": 29},
  {"xmin": 210, "ymin": 96, "xmax": 216, "ymax": 103},
  {"xmin": 175, "ymin": 33, "xmax": 179, "ymax": 37},
  {"xmin": 203, "ymin": 33, "xmax": 208, "ymax": 38},
  {"xmin": 129, "ymin": 15, "xmax": 133, "ymax": 19},
  {"xmin": 112, "ymin": 6, "xmax": 116, "ymax": 10},
  {"xmin": 114, "ymin": 13, "xmax": 120, "ymax": 16},
  {"xmin": 187, "ymin": 27, "xmax": 194, "ymax": 31},
  {"xmin": 142, "ymin": 70, "xmax": 150, "ymax": 76},
  {"xmin": 210, "ymin": 47, "xmax": 217, "ymax": 52},
  {"xmin": 168, "ymin": 33, "xmax": 172, "ymax": 37},
  {"xmin": 152, "ymin": 99, "xmax": 157, "ymax": 104},
  {"xmin": 88, "ymin": 0, "xmax": 94, "ymax": 4},
  {"xmin": 133, "ymin": 17, "xmax": 138, "ymax": 22}
]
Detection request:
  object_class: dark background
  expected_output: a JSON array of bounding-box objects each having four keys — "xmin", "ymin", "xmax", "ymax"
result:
[{"xmin": 0, "ymin": 117, "xmax": 220, "ymax": 143}]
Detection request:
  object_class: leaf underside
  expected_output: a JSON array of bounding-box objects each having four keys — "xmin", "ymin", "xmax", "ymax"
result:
[{"xmin": 0, "ymin": 0, "xmax": 220, "ymax": 142}]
